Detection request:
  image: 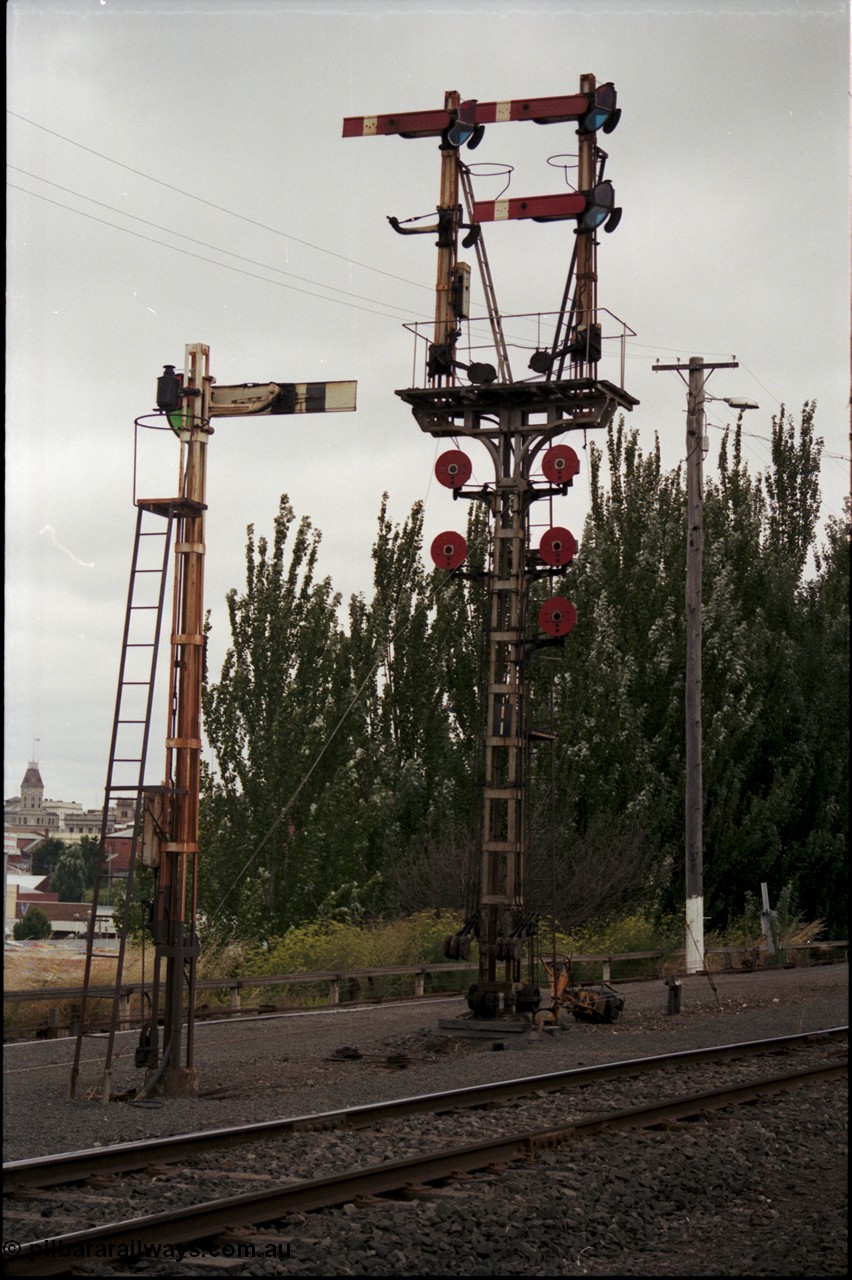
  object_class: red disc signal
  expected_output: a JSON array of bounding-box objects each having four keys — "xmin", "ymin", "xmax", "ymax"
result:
[
  {"xmin": 431, "ymin": 531, "xmax": 468, "ymax": 571},
  {"xmin": 539, "ymin": 595, "xmax": 577, "ymax": 637},
  {"xmin": 540, "ymin": 526, "xmax": 577, "ymax": 567},
  {"xmin": 542, "ymin": 444, "xmax": 580, "ymax": 485},
  {"xmin": 435, "ymin": 450, "xmax": 472, "ymax": 489}
]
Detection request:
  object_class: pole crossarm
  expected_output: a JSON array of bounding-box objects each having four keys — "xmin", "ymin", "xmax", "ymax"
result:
[{"xmin": 651, "ymin": 361, "xmax": 738, "ymax": 370}]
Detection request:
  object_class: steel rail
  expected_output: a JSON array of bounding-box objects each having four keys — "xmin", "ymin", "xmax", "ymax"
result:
[
  {"xmin": 4, "ymin": 1058, "xmax": 846, "ymax": 1277},
  {"xmin": 4, "ymin": 1027, "xmax": 846, "ymax": 1192}
]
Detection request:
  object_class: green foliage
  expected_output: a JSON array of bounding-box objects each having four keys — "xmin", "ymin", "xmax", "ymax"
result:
[
  {"xmin": 31, "ymin": 838, "xmax": 66, "ymax": 877},
  {"xmin": 201, "ymin": 494, "xmax": 487, "ymax": 938},
  {"xmin": 13, "ymin": 905, "xmax": 52, "ymax": 940},
  {"xmin": 201, "ymin": 495, "xmax": 355, "ymax": 935},
  {"xmin": 48, "ymin": 836, "xmax": 103, "ymax": 902},
  {"xmin": 49, "ymin": 846, "xmax": 87, "ymax": 903},
  {"xmin": 198, "ymin": 406, "xmax": 847, "ymax": 944},
  {"xmin": 240, "ymin": 911, "xmax": 465, "ymax": 978},
  {"xmin": 553, "ymin": 909, "xmax": 682, "ymax": 958}
]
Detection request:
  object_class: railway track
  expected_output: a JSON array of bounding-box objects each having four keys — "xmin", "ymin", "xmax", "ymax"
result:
[{"xmin": 3, "ymin": 1029, "xmax": 846, "ymax": 1276}]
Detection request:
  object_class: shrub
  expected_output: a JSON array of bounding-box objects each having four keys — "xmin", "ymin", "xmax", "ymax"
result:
[{"xmin": 13, "ymin": 907, "xmax": 52, "ymax": 940}]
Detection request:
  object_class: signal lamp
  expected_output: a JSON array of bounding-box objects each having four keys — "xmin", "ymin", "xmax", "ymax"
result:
[
  {"xmin": 579, "ymin": 82, "xmax": 621, "ymax": 135},
  {"xmin": 529, "ymin": 349, "xmax": 553, "ymax": 374},
  {"xmin": 579, "ymin": 180, "xmax": 622, "ymax": 234},
  {"xmin": 466, "ymin": 361, "xmax": 498, "ymax": 385},
  {"xmin": 156, "ymin": 365, "xmax": 183, "ymax": 414},
  {"xmin": 446, "ymin": 100, "xmax": 485, "ymax": 150}
]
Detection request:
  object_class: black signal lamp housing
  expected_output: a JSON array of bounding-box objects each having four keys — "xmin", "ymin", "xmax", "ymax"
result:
[
  {"xmin": 156, "ymin": 365, "xmax": 183, "ymax": 414},
  {"xmin": 445, "ymin": 100, "xmax": 486, "ymax": 150},
  {"xmin": 579, "ymin": 82, "xmax": 621, "ymax": 135},
  {"xmin": 578, "ymin": 180, "xmax": 622, "ymax": 234}
]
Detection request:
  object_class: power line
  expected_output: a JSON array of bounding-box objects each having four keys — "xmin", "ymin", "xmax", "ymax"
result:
[
  {"xmin": 7, "ymin": 109, "xmax": 435, "ymax": 297},
  {"xmin": 8, "ymin": 166, "xmax": 422, "ymax": 320},
  {"xmin": 8, "ymin": 182, "xmax": 425, "ymax": 324}
]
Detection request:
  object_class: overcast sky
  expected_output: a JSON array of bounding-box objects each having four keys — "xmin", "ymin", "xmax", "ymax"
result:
[{"xmin": 6, "ymin": 0, "xmax": 849, "ymax": 809}]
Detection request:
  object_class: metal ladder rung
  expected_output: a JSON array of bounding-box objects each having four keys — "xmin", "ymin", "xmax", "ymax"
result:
[{"xmin": 71, "ymin": 497, "xmax": 179, "ymax": 1104}]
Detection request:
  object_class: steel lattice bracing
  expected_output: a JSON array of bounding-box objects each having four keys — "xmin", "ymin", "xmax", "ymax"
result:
[
  {"xmin": 347, "ymin": 74, "xmax": 638, "ymax": 1022},
  {"xmin": 399, "ymin": 377, "xmax": 636, "ymax": 1019}
]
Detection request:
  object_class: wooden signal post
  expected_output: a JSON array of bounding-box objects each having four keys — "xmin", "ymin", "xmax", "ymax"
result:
[
  {"xmin": 71, "ymin": 345, "xmax": 355, "ymax": 1102},
  {"xmin": 150, "ymin": 347, "xmax": 357, "ymax": 1094}
]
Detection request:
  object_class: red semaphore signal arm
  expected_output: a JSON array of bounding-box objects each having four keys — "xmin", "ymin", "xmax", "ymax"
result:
[
  {"xmin": 472, "ymin": 192, "xmax": 587, "ymax": 223},
  {"xmin": 342, "ymin": 93, "xmax": 589, "ymax": 138}
]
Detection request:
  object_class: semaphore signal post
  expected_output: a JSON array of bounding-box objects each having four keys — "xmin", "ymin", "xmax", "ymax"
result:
[
  {"xmin": 345, "ymin": 76, "xmax": 637, "ymax": 1025},
  {"xmin": 70, "ymin": 348, "xmax": 356, "ymax": 1102}
]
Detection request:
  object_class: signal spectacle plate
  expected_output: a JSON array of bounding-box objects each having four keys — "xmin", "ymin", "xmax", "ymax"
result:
[
  {"xmin": 541, "ymin": 444, "xmax": 580, "ymax": 485},
  {"xmin": 431, "ymin": 531, "xmax": 468, "ymax": 571},
  {"xmin": 539, "ymin": 595, "xmax": 577, "ymax": 636},
  {"xmin": 540, "ymin": 526, "xmax": 577, "ymax": 567},
  {"xmin": 435, "ymin": 449, "xmax": 473, "ymax": 489}
]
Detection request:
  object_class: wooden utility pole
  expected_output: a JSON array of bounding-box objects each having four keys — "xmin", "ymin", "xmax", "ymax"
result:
[
  {"xmin": 683, "ymin": 356, "xmax": 706, "ymax": 975},
  {"xmin": 653, "ymin": 356, "xmax": 738, "ymax": 974}
]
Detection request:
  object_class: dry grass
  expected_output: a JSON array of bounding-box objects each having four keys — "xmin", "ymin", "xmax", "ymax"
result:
[{"xmin": 3, "ymin": 938, "xmax": 248, "ymax": 1040}]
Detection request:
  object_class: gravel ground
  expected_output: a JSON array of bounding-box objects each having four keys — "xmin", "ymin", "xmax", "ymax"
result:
[
  {"xmin": 3, "ymin": 962, "xmax": 847, "ymax": 1161},
  {"xmin": 2, "ymin": 963, "xmax": 847, "ymax": 1276}
]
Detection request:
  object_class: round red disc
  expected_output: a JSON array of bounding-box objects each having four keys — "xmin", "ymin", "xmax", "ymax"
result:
[
  {"xmin": 541, "ymin": 444, "xmax": 580, "ymax": 486},
  {"xmin": 540, "ymin": 526, "xmax": 577, "ymax": 567},
  {"xmin": 431, "ymin": 531, "xmax": 468, "ymax": 571},
  {"xmin": 539, "ymin": 595, "xmax": 577, "ymax": 637},
  {"xmin": 435, "ymin": 450, "xmax": 472, "ymax": 489}
]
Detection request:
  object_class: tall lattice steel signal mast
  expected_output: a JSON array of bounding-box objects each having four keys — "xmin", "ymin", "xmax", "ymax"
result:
[{"xmin": 345, "ymin": 76, "xmax": 638, "ymax": 1023}]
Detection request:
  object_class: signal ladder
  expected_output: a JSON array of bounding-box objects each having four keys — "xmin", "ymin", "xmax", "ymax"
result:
[{"xmin": 69, "ymin": 499, "xmax": 191, "ymax": 1101}]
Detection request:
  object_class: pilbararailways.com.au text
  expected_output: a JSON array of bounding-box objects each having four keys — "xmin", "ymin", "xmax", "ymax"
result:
[{"xmin": 2, "ymin": 1239, "xmax": 292, "ymax": 1263}]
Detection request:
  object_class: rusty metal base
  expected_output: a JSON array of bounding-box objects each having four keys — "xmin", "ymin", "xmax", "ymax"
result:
[{"xmin": 157, "ymin": 1067, "xmax": 200, "ymax": 1097}]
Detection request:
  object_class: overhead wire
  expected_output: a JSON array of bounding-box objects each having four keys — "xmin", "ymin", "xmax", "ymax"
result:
[
  {"xmin": 8, "ymin": 167, "xmax": 424, "ymax": 322},
  {"xmin": 7, "ymin": 182, "xmax": 425, "ymax": 324},
  {"xmin": 7, "ymin": 110, "xmax": 436, "ymax": 297}
]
